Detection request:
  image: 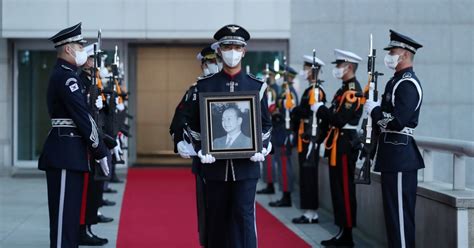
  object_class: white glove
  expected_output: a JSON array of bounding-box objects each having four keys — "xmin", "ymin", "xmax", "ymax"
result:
[
  {"xmin": 310, "ymin": 102, "xmax": 324, "ymax": 113},
  {"xmin": 95, "ymin": 96, "xmax": 103, "ymax": 110},
  {"xmin": 177, "ymin": 141, "xmax": 191, "ymax": 159},
  {"xmin": 364, "ymin": 99, "xmax": 381, "ymax": 115},
  {"xmin": 97, "ymin": 157, "xmax": 110, "ymax": 176},
  {"xmin": 198, "ymin": 150, "xmax": 216, "ymax": 164},
  {"xmin": 250, "ymin": 152, "xmax": 265, "ymax": 162},
  {"xmin": 262, "ymin": 142, "xmax": 272, "ymax": 156},
  {"xmin": 251, "ymin": 142, "xmax": 272, "ymax": 162},
  {"xmin": 111, "ymin": 144, "xmax": 122, "ymax": 162}
]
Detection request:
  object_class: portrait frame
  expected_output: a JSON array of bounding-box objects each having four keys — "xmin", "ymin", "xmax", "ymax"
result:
[{"xmin": 199, "ymin": 91, "xmax": 262, "ymax": 159}]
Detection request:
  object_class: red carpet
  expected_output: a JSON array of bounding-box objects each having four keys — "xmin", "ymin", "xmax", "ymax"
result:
[{"xmin": 117, "ymin": 168, "xmax": 311, "ymax": 248}]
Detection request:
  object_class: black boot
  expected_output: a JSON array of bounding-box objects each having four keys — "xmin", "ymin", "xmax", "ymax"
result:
[
  {"xmin": 269, "ymin": 192, "xmax": 292, "ymax": 207},
  {"xmin": 78, "ymin": 225, "xmax": 108, "ymax": 246},
  {"xmin": 97, "ymin": 213, "xmax": 114, "ymax": 223},
  {"xmin": 321, "ymin": 227, "xmax": 354, "ymax": 247},
  {"xmin": 256, "ymin": 183, "xmax": 275, "ymax": 194},
  {"xmin": 100, "ymin": 199, "xmax": 116, "ymax": 207},
  {"xmin": 87, "ymin": 225, "xmax": 109, "ymax": 245}
]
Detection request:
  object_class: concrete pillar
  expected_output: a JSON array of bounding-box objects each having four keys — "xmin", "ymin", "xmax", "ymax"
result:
[{"xmin": 0, "ymin": 38, "xmax": 13, "ymax": 175}]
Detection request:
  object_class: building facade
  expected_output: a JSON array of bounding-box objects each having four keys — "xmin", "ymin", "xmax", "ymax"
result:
[{"xmin": 1, "ymin": 0, "xmax": 473, "ymax": 187}]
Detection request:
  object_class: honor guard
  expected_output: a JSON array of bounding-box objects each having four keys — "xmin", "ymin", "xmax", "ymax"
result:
[
  {"xmin": 185, "ymin": 24, "xmax": 272, "ymax": 248},
  {"xmin": 364, "ymin": 30, "xmax": 424, "ymax": 248},
  {"xmin": 170, "ymin": 44, "xmax": 220, "ymax": 247},
  {"xmin": 76, "ymin": 44, "xmax": 113, "ymax": 246},
  {"xmin": 256, "ymin": 66, "xmax": 280, "ymax": 194},
  {"xmin": 268, "ymin": 65, "xmax": 299, "ymax": 207},
  {"xmin": 291, "ymin": 55, "xmax": 326, "ymax": 224},
  {"xmin": 38, "ymin": 23, "xmax": 110, "ymax": 248},
  {"xmin": 315, "ymin": 49, "xmax": 363, "ymax": 247}
]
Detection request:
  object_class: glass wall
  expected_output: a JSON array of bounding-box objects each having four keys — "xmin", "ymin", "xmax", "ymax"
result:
[{"xmin": 17, "ymin": 50, "xmax": 55, "ymax": 160}]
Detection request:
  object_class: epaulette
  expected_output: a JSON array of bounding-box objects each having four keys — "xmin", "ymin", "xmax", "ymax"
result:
[
  {"xmin": 247, "ymin": 74, "xmax": 264, "ymax": 84},
  {"xmin": 402, "ymin": 72, "xmax": 412, "ymax": 79},
  {"xmin": 197, "ymin": 73, "xmax": 216, "ymax": 81},
  {"xmin": 61, "ymin": 64, "xmax": 74, "ymax": 72}
]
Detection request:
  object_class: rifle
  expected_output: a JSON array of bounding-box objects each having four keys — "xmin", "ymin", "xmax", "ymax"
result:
[
  {"xmin": 302, "ymin": 49, "xmax": 322, "ymax": 167},
  {"xmin": 354, "ymin": 34, "xmax": 383, "ymax": 184},
  {"xmin": 282, "ymin": 56, "xmax": 292, "ymax": 130},
  {"xmin": 89, "ymin": 30, "xmax": 114, "ymax": 180}
]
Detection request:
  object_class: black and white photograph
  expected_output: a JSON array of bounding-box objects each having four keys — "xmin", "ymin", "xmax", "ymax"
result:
[{"xmin": 199, "ymin": 92, "xmax": 262, "ymax": 159}]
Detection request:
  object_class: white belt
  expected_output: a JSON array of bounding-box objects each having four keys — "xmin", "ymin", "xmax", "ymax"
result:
[
  {"xmin": 342, "ymin": 124, "xmax": 358, "ymax": 130},
  {"xmin": 381, "ymin": 127, "xmax": 414, "ymax": 136},
  {"xmin": 51, "ymin": 118, "xmax": 77, "ymax": 128}
]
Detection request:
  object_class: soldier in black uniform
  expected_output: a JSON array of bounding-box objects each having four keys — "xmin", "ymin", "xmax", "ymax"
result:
[
  {"xmin": 291, "ymin": 55, "xmax": 326, "ymax": 224},
  {"xmin": 268, "ymin": 65, "xmax": 298, "ymax": 207},
  {"xmin": 185, "ymin": 24, "xmax": 272, "ymax": 248},
  {"xmin": 256, "ymin": 67, "xmax": 279, "ymax": 195},
  {"xmin": 38, "ymin": 23, "xmax": 110, "ymax": 248},
  {"xmin": 76, "ymin": 43, "xmax": 115, "ymax": 246},
  {"xmin": 315, "ymin": 49, "xmax": 363, "ymax": 247},
  {"xmin": 364, "ymin": 30, "xmax": 424, "ymax": 248},
  {"xmin": 169, "ymin": 44, "xmax": 220, "ymax": 247}
]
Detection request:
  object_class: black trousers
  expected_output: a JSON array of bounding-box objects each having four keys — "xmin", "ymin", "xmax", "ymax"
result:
[
  {"xmin": 381, "ymin": 171, "xmax": 417, "ymax": 248},
  {"xmin": 84, "ymin": 171, "xmax": 104, "ymax": 225},
  {"xmin": 195, "ymin": 174, "xmax": 207, "ymax": 246},
  {"xmin": 298, "ymin": 142, "xmax": 319, "ymax": 209},
  {"xmin": 327, "ymin": 132, "xmax": 357, "ymax": 228},
  {"xmin": 206, "ymin": 179, "xmax": 258, "ymax": 248},
  {"xmin": 46, "ymin": 168, "xmax": 84, "ymax": 248}
]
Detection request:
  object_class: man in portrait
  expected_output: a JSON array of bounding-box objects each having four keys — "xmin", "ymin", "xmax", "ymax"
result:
[{"xmin": 213, "ymin": 106, "xmax": 251, "ymax": 149}]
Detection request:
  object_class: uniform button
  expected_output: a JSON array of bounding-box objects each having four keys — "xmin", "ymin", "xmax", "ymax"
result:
[
  {"xmin": 70, "ymin": 132, "xmax": 74, "ymax": 136},
  {"xmin": 394, "ymin": 140, "xmax": 398, "ymax": 144}
]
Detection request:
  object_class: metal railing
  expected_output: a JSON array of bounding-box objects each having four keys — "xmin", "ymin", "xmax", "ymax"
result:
[{"xmin": 416, "ymin": 135, "xmax": 474, "ymax": 190}]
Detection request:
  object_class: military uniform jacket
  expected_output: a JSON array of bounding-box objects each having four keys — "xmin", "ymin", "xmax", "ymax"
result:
[
  {"xmin": 38, "ymin": 59, "xmax": 109, "ymax": 172},
  {"xmin": 318, "ymin": 78, "xmax": 362, "ymax": 129},
  {"xmin": 169, "ymin": 82, "xmax": 203, "ymax": 175},
  {"xmin": 371, "ymin": 67, "xmax": 424, "ymax": 172},
  {"xmin": 317, "ymin": 78, "xmax": 363, "ymax": 157},
  {"xmin": 186, "ymin": 70, "xmax": 272, "ymax": 181},
  {"xmin": 291, "ymin": 81, "xmax": 327, "ymax": 143},
  {"xmin": 273, "ymin": 83, "xmax": 299, "ymax": 146}
]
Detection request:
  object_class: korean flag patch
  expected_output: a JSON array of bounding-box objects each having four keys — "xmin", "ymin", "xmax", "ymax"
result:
[{"xmin": 69, "ymin": 83, "xmax": 79, "ymax": 92}]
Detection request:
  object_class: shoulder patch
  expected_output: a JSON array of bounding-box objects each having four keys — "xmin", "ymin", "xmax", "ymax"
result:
[
  {"xmin": 247, "ymin": 74, "xmax": 264, "ymax": 84},
  {"xmin": 61, "ymin": 64, "xmax": 74, "ymax": 72},
  {"xmin": 69, "ymin": 83, "xmax": 79, "ymax": 92},
  {"xmin": 65, "ymin": 77, "xmax": 77, "ymax": 86},
  {"xmin": 402, "ymin": 72, "xmax": 412, "ymax": 78}
]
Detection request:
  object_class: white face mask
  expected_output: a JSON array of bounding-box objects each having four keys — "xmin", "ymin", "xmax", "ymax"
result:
[
  {"xmin": 72, "ymin": 47, "xmax": 88, "ymax": 66},
  {"xmin": 384, "ymin": 54, "xmax": 400, "ymax": 70},
  {"xmin": 221, "ymin": 50, "xmax": 243, "ymax": 68},
  {"xmin": 217, "ymin": 61, "xmax": 223, "ymax": 71},
  {"xmin": 99, "ymin": 67, "xmax": 109, "ymax": 79},
  {"xmin": 332, "ymin": 66, "xmax": 346, "ymax": 79},
  {"xmin": 206, "ymin": 62, "xmax": 220, "ymax": 74},
  {"xmin": 203, "ymin": 68, "xmax": 211, "ymax": 76}
]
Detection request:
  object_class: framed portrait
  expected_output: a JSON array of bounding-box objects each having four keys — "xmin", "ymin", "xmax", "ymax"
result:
[{"xmin": 199, "ymin": 91, "xmax": 262, "ymax": 159}]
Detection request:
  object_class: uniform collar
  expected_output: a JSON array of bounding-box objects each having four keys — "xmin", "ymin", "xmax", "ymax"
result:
[
  {"xmin": 342, "ymin": 77, "xmax": 356, "ymax": 85},
  {"xmin": 57, "ymin": 58, "xmax": 78, "ymax": 71},
  {"xmin": 222, "ymin": 69, "xmax": 244, "ymax": 81},
  {"xmin": 394, "ymin": 67, "xmax": 413, "ymax": 77}
]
